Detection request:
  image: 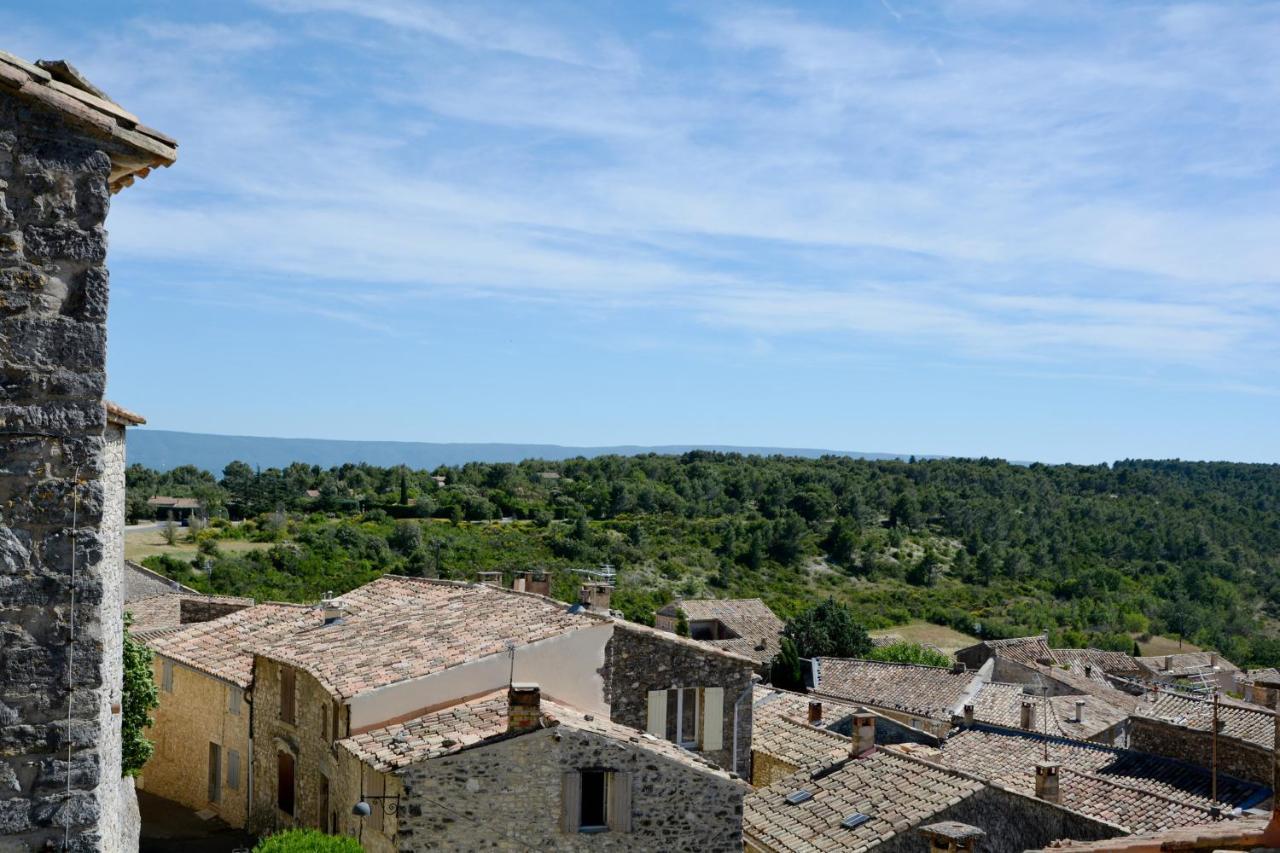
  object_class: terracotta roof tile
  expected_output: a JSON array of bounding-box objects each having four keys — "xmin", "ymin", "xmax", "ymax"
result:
[
  {"xmin": 743, "ymin": 750, "xmax": 985, "ymax": 851},
  {"xmin": 142, "ymin": 602, "xmax": 315, "ymax": 687},
  {"xmin": 968, "ymin": 683, "xmax": 1130, "ymax": 740},
  {"xmin": 258, "ymin": 576, "xmax": 599, "ymax": 699},
  {"xmin": 752, "ymin": 687, "xmax": 860, "ymax": 772},
  {"xmin": 1136, "ymin": 651, "xmax": 1240, "ymax": 676},
  {"xmin": 813, "ymin": 659, "xmax": 979, "ymax": 719},
  {"xmin": 1052, "ymin": 648, "xmax": 1144, "ymax": 676},
  {"xmin": 1136, "ymin": 691, "xmax": 1276, "ymax": 750},
  {"xmin": 661, "ymin": 598, "xmax": 785, "ymax": 664}
]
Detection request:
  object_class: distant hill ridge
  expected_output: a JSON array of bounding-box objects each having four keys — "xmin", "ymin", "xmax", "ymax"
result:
[{"xmin": 126, "ymin": 429, "xmax": 929, "ymax": 472}]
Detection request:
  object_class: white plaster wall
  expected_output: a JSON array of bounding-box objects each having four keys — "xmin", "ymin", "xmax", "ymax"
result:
[
  {"xmin": 348, "ymin": 623, "xmax": 614, "ymax": 731},
  {"xmin": 98, "ymin": 422, "xmax": 132, "ymax": 850}
]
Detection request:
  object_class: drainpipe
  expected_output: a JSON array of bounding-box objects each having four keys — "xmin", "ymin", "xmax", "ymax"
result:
[{"xmin": 731, "ymin": 678, "xmax": 758, "ymax": 778}]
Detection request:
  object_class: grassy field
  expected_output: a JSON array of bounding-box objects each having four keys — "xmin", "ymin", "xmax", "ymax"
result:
[
  {"xmin": 124, "ymin": 528, "xmax": 273, "ymax": 563},
  {"xmin": 1136, "ymin": 634, "xmax": 1203, "ymax": 657},
  {"xmin": 870, "ymin": 620, "xmax": 980, "ymax": 654}
]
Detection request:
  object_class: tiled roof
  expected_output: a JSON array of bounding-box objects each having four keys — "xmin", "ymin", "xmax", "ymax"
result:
[
  {"xmin": 743, "ymin": 749, "xmax": 985, "ymax": 852},
  {"xmin": 142, "ymin": 603, "xmax": 315, "ymax": 687},
  {"xmin": 0, "ymin": 51, "xmax": 176, "ymax": 191},
  {"xmin": 660, "ymin": 598, "xmax": 785, "ymax": 664},
  {"xmin": 342, "ymin": 693, "xmax": 737, "ymax": 782},
  {"xmin": 258, "ymin": 576, "xmax": 599, "ymax": 700},
  {"xmin": 1136, "ymin": 651, "xmax": 1240, "ymax": 676},
  {"xmin": 1052, "ymin": 648, "xmax": 1144, "ymax": 676},
  {"xmin": 1023, "ymin": 662, "xmax": 1143, "ymax": 713},
  {"xmin": 1240, "ymin": 667, "xmax": 1280, "ymax": 685},
  {"xmin": 975, "ymin": 635, "xmax": 1056, "ymax": 666},
  {"xmin": 147, "ymin": 496, "xmax": 203, "ymax": 509},
  {"xmin": 125, "ymin": 591, "xmax": 255, "ymax": 633},
  {"xmin": 751, "ymin": 687, "xmax": 858, "ymax": 773},
  {"xmin": 1030, "ymin": 815, "xmax": 1273, "ymax": 851},
  {"xmin": 1136, "ymin": 691, "xmax": 1276, "ymax": 751},
  {"xmin": 812, "ymin": 658, "xmax": 979, "ymax": 719},
  {"xmin": 105, "ymin": 401, "xmax": 146, "ymax": 426},
  {"xmin": 968, "ymin": 683, "xmax": 1131, "ymax": 741},
  {"xmin": 910, "ymin": 727, "xmax": 1267, "ymax": 833},
  {"xmin": 124, "ymin": 560, "xmax": 196, "ymax": 602}
]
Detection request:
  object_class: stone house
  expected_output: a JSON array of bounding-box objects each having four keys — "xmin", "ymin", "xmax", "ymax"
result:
[
  {"xmin": 1136, "ymin": 650, "xmax": 1240, "ymax": 693},
  {"xmin": 655, "ymin": 597, "xmax": 785, "ymax": 672},
  {"xmin": 810, "ymin": 658, "xmax": 986, "ymax": 737},
  {"xmin": 0, "ymin": 48, "xmax": 175, "ymax": 850},
  {"xmin": 134, "ymin": 602, "xmax": 313, "ymax": 827},
  {"xmin": 965, "ymin": 682, "xmax": 1130, "ymax": 745},
  {"xmin": 241, "ymin": 576, "xmax": 755, "ymax": 844},
  {"xmin": 337, "ymin": 685, "xmax": 748, "ymax": 852}
]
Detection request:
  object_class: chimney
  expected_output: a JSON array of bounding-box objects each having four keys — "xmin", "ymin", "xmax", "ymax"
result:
[
  {"xmin": 1164, "ymin": 654, "xmax": 1174, "ymax": 671},
  {"xmin": 1075, "ymin": 699, "xmax": 1086, "ymax": 724},
  {"xmin": 512, "ymin": 576, "xmax": 526, "ymax": 592},
  {"xmin": 808, "ymin": 701, "xmax": 823, "ymax": 726},
  {"xmin": 951, "ymin": 661, "xmax": 966, "ymax": 674},
  {"xmin": 477, "ymin": 570, "xmax": 502, "ymax": 586},
  {"xmin": 918, "ymin": 821, "xmax": 985, "ymax": 853},
  {"xmin": 1209, "ymin": 651, "xmax": 1218, "ymax": 669},
  {"xmin": 507, "ymin": 683, "xmax": 541, "ymax": 733},
  {"xmin": 525, "ymin": 571, "xmax": 551, "ymax": 597},
  {"xmin": 1084, "ymin": 664, "xmax": 1093, "ymax": 678},
  {"xmin": 850, "ymin": 712, "xmax": 876, "ymax": 758},
  {"xmin": 1035, "ymin": 762, "xmax": 1060, "ymax": 804},
  {"xmin": 321, "ymin": 598, "xmax": 345, "ymax": 625},
  {"xmin": 579, "ymin": 583, "xmax": 613, "ymax": 613},
  {"xmin": 1020, "ymin": 700, "xmax": 1036, "ymax": 731},
  {"xmin": 962, "ymin": 704, "xmax": 975, "ymax": 727}
]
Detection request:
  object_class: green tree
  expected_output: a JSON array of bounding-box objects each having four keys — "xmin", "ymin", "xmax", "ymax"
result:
[
  {"xmin": 867, "ymin": 641, "xmax": 951, "ymax": 667},
  {"xmin": 823, "ymin": 517, "xmax": 858, "ymax": 566},
  {"xmin": 121, "ymin": 621, "xmax": 158, "ymax": 775},
  {"xmin": 772, "ymin": 636, "xmax": 805, "ymax": 691},
  {"xmin": 779, "ymin": 597, "xmax": 872, "ymax": 660},
  {"xmin": 888, "ymin": 492, "xmax": 921, "ymax": 529},
  {"xmin": 675, "ymin": 608, "xmax": 689, "ymax": 637}
]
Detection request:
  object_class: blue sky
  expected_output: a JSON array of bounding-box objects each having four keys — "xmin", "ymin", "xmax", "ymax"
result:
[{"xmin": 9, "ymin": 1, "xmax": 1280, "ymax": 463}]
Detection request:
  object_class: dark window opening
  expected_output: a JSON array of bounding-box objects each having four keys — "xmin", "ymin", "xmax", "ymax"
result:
[
  {"xmin": 207, "ymin": 743, "xmax": 221, "ymax": 803},
  {"xmin": 579, "ymin": 770, "xmax": 608, "ymax": 830},
  {"xmin": 277, "ymin": 751, "xmax": 295, "ymax": 815},
  {"xmin": 280, "ymin": 666, "xmax": 296, "ymax": 724}
]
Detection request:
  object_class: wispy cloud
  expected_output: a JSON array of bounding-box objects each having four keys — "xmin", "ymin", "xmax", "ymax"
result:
[{"xmin": 17, "ymin": 1, "xmax": 1279, "ymax": 393}]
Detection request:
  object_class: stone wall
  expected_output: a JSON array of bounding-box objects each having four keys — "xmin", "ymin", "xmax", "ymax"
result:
[
  {"xmin": 1129, "ymin": 716, "xmax": 1274, "ymax": 789},
  {"xmin": 750, "ymin": 750, "xmax": 802, "ymax": 789},
  {"xmin": 178, "ymin": 597, "xmax": 249, "ymax": 624},
  {"xmin": 600, "ymin": 623, "xmax": 754, "ymax": 777},
  {"xmin": 0, "ymin": 92, "xmax": 118, "ymax": 852},
  {"xmin": 136, "ymin": 657, "xmax": 252, "ymax": 828},
  {"xmin": 250, "ymin": 658, "xmax": 348, "ymax": 837},
  {"xmin": 393, "ymin": 724, "xmax": 745, "ymax": 852},
  {"xmin": 96, "ymin": 422, "xmax": 127, "ymax": 849}
]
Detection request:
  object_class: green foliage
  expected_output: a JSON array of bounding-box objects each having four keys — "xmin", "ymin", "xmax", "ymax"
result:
[
  {"xmin": 780, "ymin": 597, "xmax": 873, "ymax": 660},
  {"xmin": 253, "ymin": 829, "xmax": 363, "ymax": 852},
  {"xmin": 126, "ymin": 453, "xmax": 1280, "ymax": 666},
  {"xmin": 772, "ymin": 636, "xmax": 805, "ymax": 691},
  {"xmin": 121, "ymin": 620, "xmax": 158, "ymax": 776},
  {"xmin": 867, "ymin": 641, "xmax": 952, "ymax": 668},
  {"xmin": 675, "ymin": 608, "xmax": 689, "ymax": 637}
]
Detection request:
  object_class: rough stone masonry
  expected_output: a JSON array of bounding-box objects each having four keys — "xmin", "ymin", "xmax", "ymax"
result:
[{"xmin": 0, "ymin": 53, "xmax": 175, "ymax": 851}]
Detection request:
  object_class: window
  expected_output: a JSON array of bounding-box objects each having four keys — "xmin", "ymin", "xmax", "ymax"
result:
[
  {"xmin": 207, "ymin": 743, "xmax": 221, "ymax": 804},
  {"xmin": 318, "ymin": 775, "xmax": 330, "ymax": 833},
  {"xmin": 277, "ymin": 751, "xmax": 295, "ymax": 815},
  {"xmin": 320, "ymin": 703, "xmax": 328, "ymax": 741},
  {"xmin": 227, "ymin": 686, "xmax": 241, "ymax": 716},
  {"xmin": 562, "ymin": 771, "xmax": 632, "ymax": 835},
  {"xmin": 161, "ymin": 660, "xmax": 174, "ymax": 693},
  {"xmin": 646, "ymin": 687, "xmax": 723, "ymax": 751},
  {"xmin": 280, "ymin": 666, "xmax": 296, "ymax": 725},
  {"xmin": 332, "ymin": 700, "xmax": 342, "ymax": 744},
  {"xmin": 580, "ymin": 771, "xmax": 608, "ymax": 830},
  {"xmin": 226, "ymin": 749, "xmax": 241, "ymax": 791}
]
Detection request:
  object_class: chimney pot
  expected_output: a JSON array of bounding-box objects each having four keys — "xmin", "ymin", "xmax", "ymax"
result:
[
  {"xmin": 508, "ymin": 683, "xmax": 541, "ymax": 733},
  {"xmin": 807, "ymin": 701, "xmax": 822, "ymax": 726},
  {"xmin": 850, "ymin": 712, "xmax": 876, "ymax": 758},
  {"xmin": 1164, "ymin": 654, "xmax": 1174, "ymax": 671},
  {"xmin": 579, "ymin": 583, "xmax": 613, "ymax": 613},
  {"xmin": 1075, "ymin": 699, "xmax": 1086, "ymax": 723},
  {"xmin": 1020, "ymin": 700, "xmax": 1036, "ymax": 731},
  {"xmin": 962, "ymin": 704, "xmax": 975, "ymax": 727},
  {"xmin": 1209, "ymin": 652, "xmax": 1218, "ymax": 668},
  {"xmin": 951, "ymin": 661, "xmax": 966, "ymax": 674},
  {"xmin": 1035, "ymin": 762, "xmax": 1060, "ymax": 804},
  {"xmin": 321, "ymin": 599, "xmax": 345, "ymax": 625}
]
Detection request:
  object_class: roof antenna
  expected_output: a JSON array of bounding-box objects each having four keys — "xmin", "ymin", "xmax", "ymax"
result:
[{"xmin": 507, "ymin": 640, "xmax": 517, "ymax": 687}]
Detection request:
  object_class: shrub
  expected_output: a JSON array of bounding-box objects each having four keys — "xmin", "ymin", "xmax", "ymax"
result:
[
  {"xmin": 254, "ymin": 829, "xmax": 364, "ymax": 852},
  {"xmin": 121, "ymin": 619, "xmax": 158, "ymax": 775},
  {"xmin": 866, "ymin": 641, "xmax": 952, "ymax": 668}
]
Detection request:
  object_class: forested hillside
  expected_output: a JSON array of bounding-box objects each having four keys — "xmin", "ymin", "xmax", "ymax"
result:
[{"xmin": 127, "ymin": 454, "xmax": 1280, "ymax": 666}]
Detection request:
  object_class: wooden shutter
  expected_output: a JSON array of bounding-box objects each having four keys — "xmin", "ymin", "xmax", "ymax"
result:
[
  {"xmin": 702, "ymin": 687, "xmax": 724, "ymax": 751},
  {"xmin": 226, "ymin": 749, "xmax": 240, "ymax": 791},
  {"xmin": 646, "ymin": 690, "xmax": 668, "ymax": 737},
  {"xmin": 560, "ymin": 772, "xmax": 582, "ymax": 833},
  {"xmin": 608, "ymin": 771, "xmax": 632, "ymax": 833}
]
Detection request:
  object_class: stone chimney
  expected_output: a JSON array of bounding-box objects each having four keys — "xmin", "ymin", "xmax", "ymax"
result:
[
  {"xmin": 579, "ymin": 583, "xmax": 613, "ymax": 613},
  {"xmin": 1075, "ymin": 699, "xmax": 1086, "ymax": 724},
  {"xmin": 851, "ymin": 712, "xmax": 876, "ymax": 758},
  {"xmin": 808, "ymin": 701, "xmax": 823, "ymax": 726},
  {"xmin": 1020, "ymin": 700, "xmax": 1036, "ymax": 731},
  {"xmin": 950, "ymin": 661, "xmax": 966, "ymax": 674},
  {"xmin": 918, "ymin": 821, "xmax": 985, "ymax": 853},
  {"xmin": 1035, "ymin": 762, "xmax": 1060, "ymax": 804},
  {"xmin": 962, "ymin": 704, "xmax": 975, "ymax": 727},
  {"xmin": 1209, "ymin": 651, "xmax": 1218, "ymax": 669},
  {"xmin": 508, "ymin": 683, "xmax": 541, "ymax": 734},
  {"xmin": 1164, "ymin": 654, "xmax": 1174, "ymax": 671},
  {"xmin": 321, "ymin": 598, "xmax": 346, "ymax": 626},
  {"xmin": 512, "ymin": 575, "xmax": 526, "ymax": 592},
  {"xmin": 519, "ymin": 571, "xmax": 551, "ymax": 597}
]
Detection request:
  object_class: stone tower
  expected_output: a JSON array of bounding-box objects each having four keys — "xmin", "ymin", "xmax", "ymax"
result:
[{"xmin": 0, "ymin": 51, "xmax": 175, "ymax": 850}]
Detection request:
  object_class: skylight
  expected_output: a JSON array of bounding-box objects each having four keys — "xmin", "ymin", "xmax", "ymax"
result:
[
  {"xmin": 840, "ymin": 813, "xmax": 871, "ymax": 829},
  {"xmin": 784, "ymin": 790, "xmax": 813, "ymax": 805}
]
